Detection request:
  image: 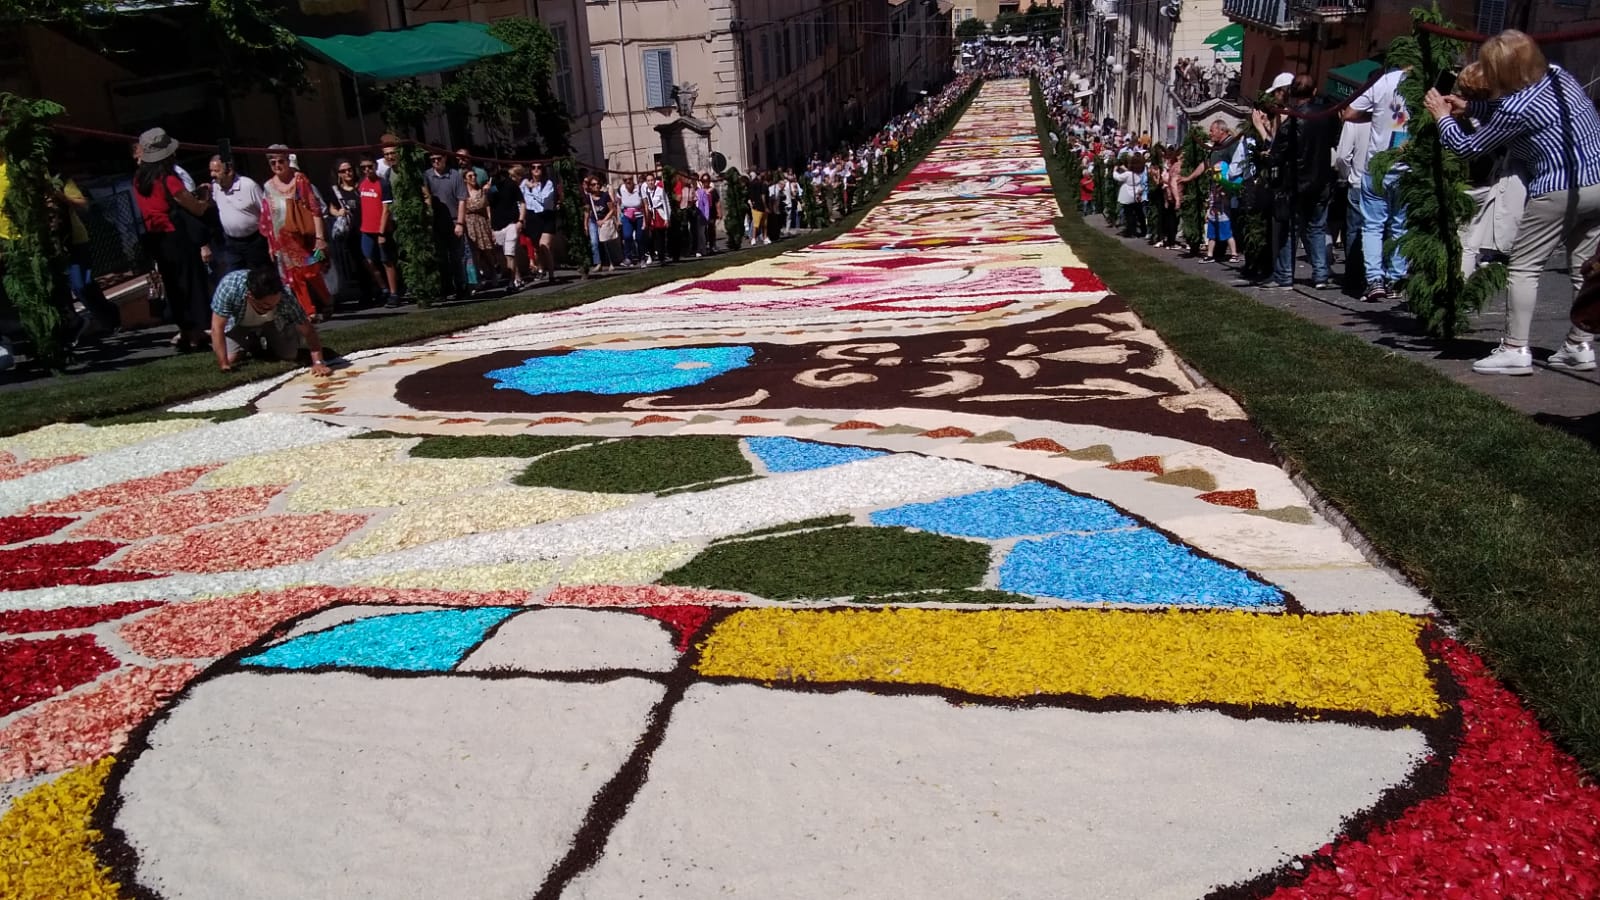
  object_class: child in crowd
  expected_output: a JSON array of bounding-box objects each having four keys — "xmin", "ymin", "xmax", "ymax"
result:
[{"xmin": 1200, "ymin": 162, "xmax": 1241, "ymax": 264}]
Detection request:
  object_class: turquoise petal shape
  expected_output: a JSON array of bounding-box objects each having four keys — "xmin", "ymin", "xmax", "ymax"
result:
[
  {"xmin": 242, "ymin": 608, "xmax": 521, "ymax": 671},
  {"xmin": 486, "ymin": 346, "xmax": 755, "ymax": 396}
]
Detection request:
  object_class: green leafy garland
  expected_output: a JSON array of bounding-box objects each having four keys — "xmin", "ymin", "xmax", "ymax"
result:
[
  {"xmin": 1371, "ymin": 6, "xmax": 1498, "ymax": 337},
  {"xmin": 721, "ymin": 168, "xmax": 748, "ymax": 250},
  {"xmin": 1235, "ymin": 133, "xmax": 1272, "ymax": 269},
  {"xmin": 800, "ymin": 173, "xmax": 826, "ymax": 228},
  {"xmin": 387, "ymin": 144, "xmax": 441, "ymax": 305},
  {"xmin": 449, "ymin": 18, "xmax": 567, "ymax": 157},
  {"xmin": 552, "ymin": 158, "xmax": 588, "ymax": 274},
  {"xmin": 0, "ymin": 94, "xmax": 68, "ymax": 368},
  {"xmin": 1178, "ymin": 125, "xmax": 1208, "ymax": 249}
]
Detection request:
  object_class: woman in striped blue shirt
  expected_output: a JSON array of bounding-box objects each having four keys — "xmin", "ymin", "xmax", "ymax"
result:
[{"xmin": 1428, "ymin": 30, "xmax": 1600, "ymax": 376}]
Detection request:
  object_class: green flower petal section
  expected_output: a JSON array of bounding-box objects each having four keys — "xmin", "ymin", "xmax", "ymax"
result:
[
  {"xmin": 407, "ymin": 435, "xmax": 600, "ymax": 459},
  {"xmin": 512, "ymin": 436, "xmax": 753, "ymax": 494},
  {"xmin": 660, "ymin": 526, "xmax": 989, "ymax": 600}
]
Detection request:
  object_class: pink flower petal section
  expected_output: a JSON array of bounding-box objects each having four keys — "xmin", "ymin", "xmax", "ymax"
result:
[
  {"xmin": 113, "ymin": 512, "xmax": 367, "ymax": 575},
  {"xmin": 27, "ymin": 463, "xmax": 220, "ymax": 514},
  {"xmin": 119, "ymin": 586, "xmax": 533, "ymax": 659},
  {"xmin": 0, "ymin": 600, "xmax": 162, "ymax": 635},
  {"xmin": 546, "ymin": 584, "xmax": 747, "ymax": 607},
  {"xmin": 76, "ymin": 485, "xmax": 285, "ymax": 541},
  {"xmin": 0, "ymin": 515, "xmax": 77, "ymax": 547},
  {"xmin": 0, "ymin": 634, "xmax": 120, "ymax": 717},
  {"xmin": 0, "ymin": 454, "xmax": 86, "ymax": 482},
  {"xmin": 0, "ymin": 663, "xmax": 198, "ymax": 782}
]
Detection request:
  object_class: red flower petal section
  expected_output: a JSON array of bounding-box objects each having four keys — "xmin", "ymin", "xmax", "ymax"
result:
[
  {"xmin": 0, "ymin": 567, "xmax": 160, "ymax": 592},
  {"xmin": 0, "ymin": 540, "xmax": 124, "ymax": 571},
  {"xmin": 1269, "ymin": 639, "xmax": 1600, "ymax": 898},
  {"xmin": 75, "ymin": 485, "xmax": 285, "ymax": 541},
  {"xmin": 0, "ymin": 663, "xmax": 197, "ymax": 781},
  {"xmin": 0, "ymin": 515, "xmax": 77, "ymax": 547},
  {"xmin": 0, "ymin": 454, "xmax": 86, "ymax": 481},
  {"xmin": 0, "ymin": 600, "xmax": 162, "ymax": 635},
  {"xmin": 118, "ymin": 586, "xmax": 533, "ymax": 659},
  {"xmin": 27, "ymin": 463, "xmax": 220, "ymax": 514},
  {"xmin": 627, "ymin": 605, "xmax": 716, "ymax": 651},
  {"xmin": 113, "ymin": 512, "xmax": 366, "ymax": 574},
  {"xmin": 0, "ymin": 634, "xmax": 119, "ymax": 717}
]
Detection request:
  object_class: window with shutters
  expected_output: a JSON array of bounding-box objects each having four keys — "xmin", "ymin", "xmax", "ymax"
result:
[
  {"xmin": 591, "ymin": 53, "xmax": 605, "ymax": 112},
  {"xmin": 761, "ymin": 32, "xmax": 772, "ymax": 83},
  {"xmin": 783, "ymin": 27, "xmax": 793, "ymax": 75},
  {"xmin": 815, "ymin": 16, "xmax": 825, "ymax": 52},
  {"xmin": 744, "ymin": 39, "xmax": 755, "ymax": 94},
  {"xmin": 551, "ymin": 23, "xmax": 575, "ymax": 111},
  {"xmin": 643, "ymin": 47, "xmax": 674, "ymax": 108}
]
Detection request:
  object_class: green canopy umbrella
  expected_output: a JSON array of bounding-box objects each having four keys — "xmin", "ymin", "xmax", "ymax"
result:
[
  {"xmin": 1202, "ymin": 23, "xmax": 1243, "ymax": 63},
  {"xmin": 297, "ymin": 22, "xmax": 512, "ymax": 82}
]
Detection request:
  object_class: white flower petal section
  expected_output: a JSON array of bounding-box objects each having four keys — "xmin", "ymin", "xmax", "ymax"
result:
[
  {"xmin": 558, "ymin": 545, "xmax": 698, "ymax": 585},
  {"xmin": 1, "ymin": 455, "xmax": 1019, "ymax": 609},
  {"xmin": 285, "ymin": 458, "xmax": 525, "ymax": 512},
  {"xmin": 360, "ymin": 561, "xmax": 563, "ymax": 592},
  {"xmin": 459, "ymin": 609, "xmax": 679, "ymax": 673},
  {"xmin": 570, "ymin": 685, "xmax": 1428, "ymax": 900},
  {"xmin": 204, "ymin": 437, "xmax": 416, "ymax": 488},
  {"xmin": 340, "ymin": 486, "xmax": 637, "ymax": 558},
  {"xmin": 0, "ymin": 419, "xmax": 204, "ymax": 460},
  {"xmin": 0, "ymin": 415, "xmax": 359, "ymax": 516},
  {"xmin": 168, "ymin": 372, "xmax": 300, "ymax": 413}
]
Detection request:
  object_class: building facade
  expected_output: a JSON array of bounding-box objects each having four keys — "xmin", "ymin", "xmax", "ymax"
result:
[
  {"xmin": 589, "ymin": 0, "xmax": 950, "ymax": 177},
  {"xmin": 1071, "ymin": 0, "xmax": 1236, "ymax": 143}
]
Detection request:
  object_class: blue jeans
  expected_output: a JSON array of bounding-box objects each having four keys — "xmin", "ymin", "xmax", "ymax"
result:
[
  {"xmin": 1273, "ymin": 197, "xmax": 1330, "ymax": 286},
  {"xmin": 587, "ymin": 220, "xmax": 603, "ymax": 267},
  {"xmin": 620, "ymin": 213, "xmax": 641, "ymax": 262},
  {"xmin": 1359, "ymin": 170, "xmax": 1408, "ymax": 287},
  {"xmin": 1344, "ymin": 184, "xmax": 1364, "ymax": 280}
]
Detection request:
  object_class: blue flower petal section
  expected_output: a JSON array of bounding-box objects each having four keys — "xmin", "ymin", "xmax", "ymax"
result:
[
  {"xmin": 744, "ymin": 436, "xmax": 888, "ymax": 473},
  {"xmin": 487, "ymin": 346, "xmax": 754, "ymax": 396},
  {"xmin": 870, "ymin": 481, "xmax": 1135, "ymax": 539},
  {"xmin": 242, "ymin": 608, "xmax": 521, "ymax": 671},
  {"xmin": 998, "ymin": 530, "xmax": 1284, "ymax": 607}
]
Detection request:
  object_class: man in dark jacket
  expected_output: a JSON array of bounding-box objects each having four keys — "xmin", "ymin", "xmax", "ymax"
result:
[{"xmin": 1268, "ymin": 75, "xmax": 1338, "ymax": 289}]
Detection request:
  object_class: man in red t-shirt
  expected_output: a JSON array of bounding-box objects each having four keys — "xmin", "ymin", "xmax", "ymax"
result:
[{"xmin": 355, "ymin": 157, "xmax": 399, "ymax": 304}]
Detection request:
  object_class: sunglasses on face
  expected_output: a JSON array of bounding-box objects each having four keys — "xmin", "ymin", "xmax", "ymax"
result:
[
  {"xmin": 268, "ymin": 157, "xmax": 288, "ymax": 166},
  {"xmin": 360, "ymin": 163, "xmax": 376, "ymax": 170},
  {"xmin": 338, "ymin": 167, "xmax": 353, "ymax": 173}
]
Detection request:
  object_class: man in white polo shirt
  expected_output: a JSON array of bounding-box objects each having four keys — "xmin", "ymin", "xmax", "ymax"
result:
[{"xmin": 208, "ymin": 155, "xmax": 270, "ymax": 276}]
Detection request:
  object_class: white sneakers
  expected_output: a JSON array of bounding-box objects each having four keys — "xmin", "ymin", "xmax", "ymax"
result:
[
  {"xmin": 1473, "ymin": 342, "xmax": 1533, "ymax": 376},
  {"xmin": 1548, "ymin": 341, "xmax": 1598, "ymax": 371},
  {"xmin": 1476, "ymin": 340, "xmax": 1598, "ymax": 375}
]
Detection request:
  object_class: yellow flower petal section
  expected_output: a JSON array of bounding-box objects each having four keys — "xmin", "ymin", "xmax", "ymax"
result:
[
  {"xmin": 1, "ymin": 420, "xmax": 203, "ymax": 460},
  {"xmin": 286, "ymin": 458, "xmax": 524, "ymax": 512},
  {"xmin": 558, "ymin": 545, "xmax": 699, "ymax": 585},
  {"xmin": 361, "ymin": 560, "xmax": 563, "ymax": 592},
  {"xmin": 340, "ymin": 486, "xmax": 636, "ymax": 558},
  {"xmin": 0, "ymin": 758, "xmax": 121, "ymax": 899},
  {"xmin": 205, "ymin": 438, "xmax": 416, "ymax": 487},
  {"xmin": 695, "ymin": 608, "xmax": 1442, "ymax": 718}
]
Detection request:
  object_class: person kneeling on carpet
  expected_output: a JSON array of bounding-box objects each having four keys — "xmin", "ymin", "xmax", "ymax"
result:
[{"xmin": 209, "ymin": 265, "xmax": 333, "ymax": 377}]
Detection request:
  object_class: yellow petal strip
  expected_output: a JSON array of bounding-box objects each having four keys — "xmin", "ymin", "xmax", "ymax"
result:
[
  {"xmin": 695, "ymin": 608, "xmax": 1441, "ymax": 718},
  {"xmin": 0, "ymin": 758, "xmax": 122, "ymax": 899}
]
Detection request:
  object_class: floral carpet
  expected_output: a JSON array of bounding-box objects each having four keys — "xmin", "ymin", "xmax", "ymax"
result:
[{"xmin": 3, "ymin": 82, "xmax": 1599, "ymax": 898}]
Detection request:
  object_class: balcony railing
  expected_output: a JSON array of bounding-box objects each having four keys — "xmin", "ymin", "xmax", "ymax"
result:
[
  {"xmin": 1289, "ymin": 0, "xmax": 1367, "ymax": 19},
  {"xmin": 1221, "ymin": 0, "xmax": 1299, "ymax": 32}
]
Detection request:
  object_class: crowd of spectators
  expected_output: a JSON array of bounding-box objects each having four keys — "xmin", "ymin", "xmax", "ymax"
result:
[
  {"xmin": 0, "ymin": 70, "xmax": 979, "ymax": 375},
  {"xmin": 1044, "ymin": 29, "xmax": 1600, "ymax": 379}
]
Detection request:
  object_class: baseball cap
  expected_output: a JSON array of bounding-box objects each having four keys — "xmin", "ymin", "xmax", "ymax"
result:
[{"xmin": 1268, "ymin": 72, "xmax": 1294, "ymax": 92}]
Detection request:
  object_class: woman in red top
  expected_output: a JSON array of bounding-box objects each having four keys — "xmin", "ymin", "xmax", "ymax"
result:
[
  {"xmin": 133, "ymin": 128, "xmax": 212, "ymax": 351},
  {"xmin": 260, "ymin": 145, "xmax": 331, "ymax": 320}
]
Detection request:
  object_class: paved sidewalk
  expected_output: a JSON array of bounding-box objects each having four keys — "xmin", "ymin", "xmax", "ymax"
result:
[{"xmin": 1095, "ymin": 222, "xmax": 1600, "ymax": 445}]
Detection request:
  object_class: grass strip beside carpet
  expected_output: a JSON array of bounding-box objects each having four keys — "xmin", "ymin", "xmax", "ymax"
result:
[
  {"xmin": 1031, "ymin": 82, "xmax": 1600, "ymax": 773},
  {"xmin": 0, "ymin": 83, "xmax": 981, "ymax": 437}
]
